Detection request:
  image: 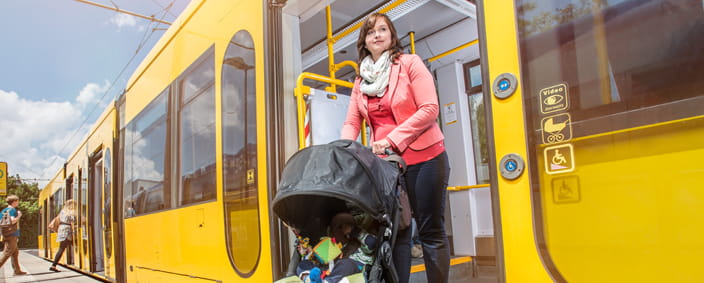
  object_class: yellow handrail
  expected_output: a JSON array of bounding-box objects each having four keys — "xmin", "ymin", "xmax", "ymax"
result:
[
  {"xmin": 447, "ymin": 184, "xmax": 490, "ymax": 191},
  {"xmin": 334, "ymin": 60, "xmax": 359, "ymax": 75},
  {"xmin": 326, "ymin": 6, "xmax": 338, "ymax": 93},
  {"xmin": 295, "ymin": 72, "xmax": 355, "ymax": 149},
  {"xmin": 409, "ymin": 31, "xmax": 416, "ymax": 54},
  {"xmin": 428, "ymin": 39, "xmax": 479, "ymax": 62}
]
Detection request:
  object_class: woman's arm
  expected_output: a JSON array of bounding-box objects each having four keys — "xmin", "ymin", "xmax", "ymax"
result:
[{"xmin": 386, "ymin": 55, "xmax": 440, "ymax": 152}]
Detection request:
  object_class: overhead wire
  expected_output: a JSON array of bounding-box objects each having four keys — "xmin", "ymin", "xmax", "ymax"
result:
[{"xmin": 42, "ymin": 1, "xmax": 178, "ymax": 181}]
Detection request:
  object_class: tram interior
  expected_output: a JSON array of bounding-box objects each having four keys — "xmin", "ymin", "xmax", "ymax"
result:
[{"xmin": 282, "ymin": 0, "xmax": 495, "ymax": 268}]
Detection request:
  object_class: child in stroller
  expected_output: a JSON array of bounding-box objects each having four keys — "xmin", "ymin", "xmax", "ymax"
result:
[
  {"xmin": 273, "ymin": 140, "xmax": 406, "ymax": 283},
  {"xmin": 292, "ymin": 212, "xmax": 378, "ymax": 283}
]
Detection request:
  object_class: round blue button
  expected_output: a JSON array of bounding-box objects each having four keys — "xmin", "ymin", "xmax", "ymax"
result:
[
  {"xmin": 505, "ymin": 160, "xmax": 517, "ymax": 172},
  {"xmin": 499, "ymin": 79, "xmax": 510, "ymax": 91}
]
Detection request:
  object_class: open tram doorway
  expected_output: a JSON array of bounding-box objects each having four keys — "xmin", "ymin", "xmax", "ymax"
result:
[
  {"xmin": 89, "ymin": 151, "xmax": 106, "ymax": 274},
  {"xmin": 281, "ymin": 0, "xmax": 495, "ymax": 280},
  {"xmin": 65, "ymin": 175, "xmax": 76, "ymax": 267}
]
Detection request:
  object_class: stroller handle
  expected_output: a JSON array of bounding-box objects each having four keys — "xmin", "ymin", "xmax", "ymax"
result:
[{"xmin": 382, "ymin": 148, "xmax": 407, "ymax": 175}]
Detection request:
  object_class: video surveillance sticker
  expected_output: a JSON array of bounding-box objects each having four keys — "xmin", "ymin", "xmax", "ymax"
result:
[{"xmin": 540, "ymin": 83, "xmax": 569, "ymax": 114}]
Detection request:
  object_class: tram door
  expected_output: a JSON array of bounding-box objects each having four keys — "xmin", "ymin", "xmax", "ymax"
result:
[
  {"xmin": 89, "ymin": 152, "xmax": 106, "ymax": 274},
  {"xmin": 480, "ymin": 0, "xmax": 704, "ymax": 282},
  {"xmin": 65, "ymin": 175, "xmax": 76, "ymax": 266}
]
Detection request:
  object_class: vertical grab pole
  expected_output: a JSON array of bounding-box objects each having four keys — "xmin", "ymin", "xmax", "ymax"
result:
[
  {"xmin": 409, "ymin": 31, "xmax": 416, "ymax": 54},
  {"xmin": 326, "ymin": 6, "xmax": 337, "ymax": 93}
]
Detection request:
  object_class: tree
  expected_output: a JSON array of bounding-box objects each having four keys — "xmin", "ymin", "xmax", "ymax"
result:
[{"xmin": 2, "ymin": 175, "xmax": 40, "ymax": 249}]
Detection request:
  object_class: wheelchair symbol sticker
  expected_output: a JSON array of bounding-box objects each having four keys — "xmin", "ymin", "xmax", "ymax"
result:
[
  {"xmin": 541, "ymin": 113, "xmax": 572, "ymax": 144},
  {"xmin": 544, "ymin": 144, "xmax": 575, "ymax": 174},
  {"xmin": 552, "ymin": 176, "xmax": 580, "ymax": 203}
]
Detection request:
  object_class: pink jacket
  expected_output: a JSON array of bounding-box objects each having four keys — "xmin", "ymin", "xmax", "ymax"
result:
[{"xmin": 341, "ymin": 54, "xmax": 444, "ymax": 152}]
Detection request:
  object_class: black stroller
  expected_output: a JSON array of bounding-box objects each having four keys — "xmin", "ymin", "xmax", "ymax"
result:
[{"xmin": 272, "ymin": 139, "xmax": 408, "ymax": 283}]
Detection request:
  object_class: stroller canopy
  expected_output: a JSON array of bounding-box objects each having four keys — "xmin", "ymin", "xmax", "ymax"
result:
[{"xmin": 273, "ymin": 140, "xmax": 401, "ymax": 242}]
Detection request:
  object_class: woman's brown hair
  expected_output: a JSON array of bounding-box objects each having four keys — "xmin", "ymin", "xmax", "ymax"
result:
[{"xmin": 356, "ymin": 13, "xmax": 404, "ymax": 69}]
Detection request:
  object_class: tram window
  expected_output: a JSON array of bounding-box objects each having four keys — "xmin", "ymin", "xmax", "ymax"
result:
[
  {"xmin": 52, "ymin": 189, "xmax": 63, "ymax": 217},
  {"xmin": 221, "ymin": 30, "xmax": 260, "ymax": 276},
  {"xmin": 464, "ymin": 59, "xmax": 482, "ymax": 95},
  {"xmin": 462, "ymin": 59, "xmax": 490, "ymax": 183},
  {"xmin": 123, "ymin": 89, "xmax": 168, "ymax": 217},
  {"xmin": 104, "ymin": 148, "xmax": 113, "ymax": 258},
  {"xmin": 468, "ymin": 93, "xmax": 490, "ymax": 183},
  {"xmin": 178, "ymin": 47, "xmax": 216, "ymax": 206},
  {"xmin": 517, "ymin": 0, "xmax": 704, "ymax": 137}
]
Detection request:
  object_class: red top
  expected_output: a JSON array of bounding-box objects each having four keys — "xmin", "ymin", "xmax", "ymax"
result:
[{"xmin": 367, "ymin": 96, "xmax": 444, "ymax": 165}]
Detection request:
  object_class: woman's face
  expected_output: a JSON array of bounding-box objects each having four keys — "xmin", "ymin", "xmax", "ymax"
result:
[{"xmin": 364, "ymin": 17, "xmax": 392, "ymax": 61}]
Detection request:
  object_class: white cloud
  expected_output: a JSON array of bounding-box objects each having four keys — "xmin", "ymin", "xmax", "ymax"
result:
[
  {"xmin": 0, "ymin": 83, "xmax": 110, "ymax": 187},
  {"xmin": 110, "ymin": 13, "xmax": 137, "ymax": 28},
  {"xmin": 76, "ymin": 81, "xmax": 110, "ymax": 108}
]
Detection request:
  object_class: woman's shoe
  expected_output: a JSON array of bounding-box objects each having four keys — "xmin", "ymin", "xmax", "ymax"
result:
[
  {"xmin": 49, "ymin": 266, "xmax": 60, "ymax": 272},
  {"xmin": 411, "ymin": 244, "xmax": 423, "ymax": 258}
]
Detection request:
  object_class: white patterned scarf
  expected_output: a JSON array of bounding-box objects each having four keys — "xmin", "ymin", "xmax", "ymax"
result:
[{"xmin": 359, "ymin": 51, "xmax": 392, "ymax": 97}]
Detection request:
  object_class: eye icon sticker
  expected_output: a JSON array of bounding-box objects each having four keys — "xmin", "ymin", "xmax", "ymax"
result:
[{"xmin": 540, "ymin": 83, "xmax": 569, "ymax": 114}]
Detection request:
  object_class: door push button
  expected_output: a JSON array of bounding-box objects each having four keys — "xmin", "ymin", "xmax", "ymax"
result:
[
  {"xmin": 493, "ymin": 73, "xmax": 518, "ymax": 99},
  {"xmin": 499, "ymin": 153, "xmax": 525, "ymax": 180}
]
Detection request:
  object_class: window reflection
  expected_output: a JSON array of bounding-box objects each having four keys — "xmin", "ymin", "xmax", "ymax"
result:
[
  {"xmin": 123, "ymin": 90, "xmax": 168, "ymax": 217},
  {"xmin": 222, "ymin": 30, "xmax": 260, "ymax": 276},
  {"xmin": 179, "ymin": 49, "xmax": 216, "ymax": 206},
  {"xmin": 517, "ymin": 0, "xmax": 704, "ymax": 136}
]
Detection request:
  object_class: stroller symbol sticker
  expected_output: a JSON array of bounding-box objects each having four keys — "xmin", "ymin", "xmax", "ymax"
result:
[
  {"xmin": 544, "ymin": 144, "xmax": 575, "ymax": 174},
  {"xmin": 541, "ymin": 113, "xmax": 572, "ymax": 144}
]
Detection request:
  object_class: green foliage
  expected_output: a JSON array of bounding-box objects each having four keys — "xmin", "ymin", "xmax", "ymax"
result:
[{"xmin": 4, "ymin": 175, "xmax": 40, "ymax": 248}]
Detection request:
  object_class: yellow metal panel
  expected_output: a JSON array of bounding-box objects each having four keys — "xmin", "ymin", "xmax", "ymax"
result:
[
  {"xmin": 122, "ymin": 0, "xmax": 273, "ymax": 281},
  {"xmin": 538, "ymin": 117, "xmax": 704, "ymax": 282},
  {"xmin": 0, "ymin": 162, "xmax": 6, "ymax": 195},
  {"xmin": 481, "ymin": 0, "xmax": 553, "ymax": 281}
]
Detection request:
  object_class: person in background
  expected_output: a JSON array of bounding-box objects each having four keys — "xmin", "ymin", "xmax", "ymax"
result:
[
  {"xmin": 340, "ymin": 12, "xmax": 451, "ymax": 283},
  {"xmin": 0, "ymin": 195, "xmax": 27, "ymax": 276},
  {"xmin": 49, "ymin": 199, "xmax": 77, "ymax": 272}
]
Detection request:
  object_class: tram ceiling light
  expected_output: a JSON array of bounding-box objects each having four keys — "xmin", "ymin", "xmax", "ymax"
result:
[{"xmin": 434, "ymin": 0, "xmax": 476, "ymax": 19}]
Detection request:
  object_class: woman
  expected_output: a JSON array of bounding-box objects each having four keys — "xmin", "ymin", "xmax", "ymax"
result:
[
  {"xmin": 341, "ymin": 13, "xmax": 451, "ymax": 283},
  {"xmin": 49, "ymin": 199, "xmax": 76, "ymax": 272}
]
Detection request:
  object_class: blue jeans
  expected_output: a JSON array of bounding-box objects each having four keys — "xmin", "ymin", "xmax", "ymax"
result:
[{"xmin": 394, "ymin": 151, "xmax": 450, "ymax": 283}]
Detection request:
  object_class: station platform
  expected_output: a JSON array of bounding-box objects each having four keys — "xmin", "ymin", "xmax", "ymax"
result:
[
  {"xmin": 408, "ymin": 255, "xmax": 497, "ymax": 283},
  {"xmin": 0, "ymin": 249, "xmax": 102, "ymax": 283},
  {"xmin": 0, "ymin": 250, "xmax": 494, "ymax": 283}
]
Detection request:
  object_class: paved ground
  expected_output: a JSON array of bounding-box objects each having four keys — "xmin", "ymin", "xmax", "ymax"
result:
[
  {"xmin": 409, "ymin": 256, "xmax": 497, "ymax": 283},
  {"xmin": 0, "ymin": 249, "xmax": 103, "ymax": 283},
  {"xmin": 3, "ymin": 249, "xmax": 496, "ymax": 283}
]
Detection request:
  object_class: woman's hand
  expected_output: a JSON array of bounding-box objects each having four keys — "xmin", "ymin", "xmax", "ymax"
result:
[{"xmin": 372, "ymin": 139, "xmax": 391, "ymax": 155}]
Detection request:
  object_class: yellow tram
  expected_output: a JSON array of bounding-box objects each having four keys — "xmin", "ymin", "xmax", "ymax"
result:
[{"xmin": 38, "ymin": 0, "xmax": 704, "ymax": 282}]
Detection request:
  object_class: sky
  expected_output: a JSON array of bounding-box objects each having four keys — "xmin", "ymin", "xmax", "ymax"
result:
[{"xmin": 0, "ymin": 0, "xmax": 191, "ymax": 187}]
